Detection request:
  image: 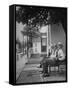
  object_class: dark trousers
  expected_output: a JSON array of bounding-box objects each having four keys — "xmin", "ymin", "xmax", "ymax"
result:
[
  {"xmin": 42, "ymin": 59, "xmax": 66, "ymax": 74},
  {"xmin": 42, "ymin": 58, "xmax": 57, "ymax": 74}
]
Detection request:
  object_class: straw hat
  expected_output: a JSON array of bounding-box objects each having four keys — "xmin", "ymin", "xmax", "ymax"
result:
[
  {"xmin": 51, "ymin": 44, "xmax": 55, "ymax": 49},
  {"xmin": 58, "ymin": 42, "xmax": 63, "ymax": 48},
  {"xmin": 58, "ymin": 42, "xmax": 62, "ymax": 45}
]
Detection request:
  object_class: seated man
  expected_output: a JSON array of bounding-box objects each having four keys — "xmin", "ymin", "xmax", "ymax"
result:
[
  {"xmin": 57, "ymin": 42, "xmax": 65, "ymax": 65},
  {"xmin": 49, "ymin": 46, "xmax": 57, "ymax": 60},
  {"xmin": 57, "ymin": 43, "xmax": 65, "ymax": 60},
  {"xmin": 41, "ymin": 44, "xmax": 57, "ymax": 77}
]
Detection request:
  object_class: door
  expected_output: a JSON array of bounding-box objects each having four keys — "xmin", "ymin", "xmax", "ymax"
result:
[{"xmin": 41, "ymin": 38, "xmax": 47, "ymax": 52}]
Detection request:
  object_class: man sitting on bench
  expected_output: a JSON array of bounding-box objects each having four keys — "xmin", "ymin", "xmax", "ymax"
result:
[
  {"xmin": 41, "ymin": 42, "xmax": 65, "ymax": 77},
  {"xmin": 42, "ymin": 44, "xmax": 57, "ymax": 77},
  {"xmin": 56, "ymin": 42, "xmax": 65, "ymax": 70},
  {"xmin": 57, "ymin": 42, "xmax": 65, "ymax": 60}
]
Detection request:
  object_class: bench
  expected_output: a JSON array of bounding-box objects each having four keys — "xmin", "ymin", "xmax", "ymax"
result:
[
  {"xmin": 40, "ymin": 57, "xmax": 66, "ymax": 73},
  {"xmin": 49, "ymin": 59, "xmax": 66, "ymax": 72}
]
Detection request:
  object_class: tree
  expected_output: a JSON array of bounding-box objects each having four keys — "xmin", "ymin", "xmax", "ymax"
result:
[
  {"xmin": 16, "ymin": 6, "xmax": 48, "ymax": 27},
  {"xmin": 16, "ymin": 6, "xmax": 67, "ymax": 33}
]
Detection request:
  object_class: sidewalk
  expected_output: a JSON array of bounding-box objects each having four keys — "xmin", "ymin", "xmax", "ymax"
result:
[
  {"xmin": 16, "ymin": 56, "xmax": 43, "ymax": 83},
  {"xmin": 27, "ymin": 56, "xmax": 43, "ymax": 64},
  {"xmin": 16, "ymin": 54, "xmax": 28, "ymax": 80},
  {"xmin": 17, "ymin": 66, "xmax": 66, "ymax": 83},
  {"xmin": 16, "ymin": 55, "xmax": 43, "ymax": 80},
  {"xmin": 16, "ymin": 56, "xmax": 66, "ymax": 83},
  {"xmin": 16, "ymin": 70, "xmax": 43, "ymax": 83}
]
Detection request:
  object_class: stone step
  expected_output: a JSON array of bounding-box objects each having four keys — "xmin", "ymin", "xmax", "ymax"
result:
[
  {"xmin": 31, "ymin": 54, "xmax": 41, "ymax": 58},
  {"xmin": 27, "ymin": 57, "xmax": 43, "ymax": 64}
]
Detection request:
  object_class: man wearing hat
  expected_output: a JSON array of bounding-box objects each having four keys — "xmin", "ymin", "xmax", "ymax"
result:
[
  {"xmin": 40, "ymin": 44, "xmax": 57, "ymax": 77},
  {"xmin": 57, "ymin": 42, "xmax": 65, "ymax": 61},
  {"xmin": 56, "ymin": 42, "xmax": 66, "ymax": 72}
]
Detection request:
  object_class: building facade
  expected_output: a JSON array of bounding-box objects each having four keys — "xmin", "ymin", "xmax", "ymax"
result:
[{"xmin": 32, "ymin": 24, "xmax": 51, "ymax": 56}]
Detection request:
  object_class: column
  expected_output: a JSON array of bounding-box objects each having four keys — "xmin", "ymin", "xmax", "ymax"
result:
[
  {"xmin": 49, "ymin": 24, "xmax": 51, "ymax": 52},
  {"xmin": 47, "ymin": 25, "xmax": 48, "ymax": 57}
]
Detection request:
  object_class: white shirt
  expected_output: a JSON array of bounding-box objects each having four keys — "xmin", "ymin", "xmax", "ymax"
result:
[
  {"xmin": 58, "ymin": 49, "xmax": 65, "ymax": 60},
  {"xmin": 50, "ymin": 50, "xmax": 56, "ymax": 59}
]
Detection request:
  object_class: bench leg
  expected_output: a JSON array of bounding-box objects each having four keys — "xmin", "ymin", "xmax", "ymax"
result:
[
  {"xmin": 49, "ymin": 66, "xmax": 51, "ymax": 73},
  {"xmin": 58, "ymin": 65, "xmax": 59, "ymax": 72}
]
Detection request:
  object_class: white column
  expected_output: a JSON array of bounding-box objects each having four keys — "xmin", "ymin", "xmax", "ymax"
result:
[
  {"xmin": 49, "ymin": 24, "xmax": 51, "ymax": 52},
  {"xmin": 47, "ymin": 25, "xmax": 48, "ymax": 57}
]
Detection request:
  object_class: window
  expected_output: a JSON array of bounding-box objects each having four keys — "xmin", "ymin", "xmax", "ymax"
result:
[
  {"xmin": 35, "ymin": 48, "xmax": 37, "ymax": 52},
  {"xmin": 42, "ymin": 38, "xmax": 47, "ymax": 46},
  {"xmin": 35, "ymin": 43, "xmax": 37, "ymax": 47}
]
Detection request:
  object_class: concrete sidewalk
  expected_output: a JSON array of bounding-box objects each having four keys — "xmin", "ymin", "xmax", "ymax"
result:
[
  {"xmin": 16, "ymin": 70, "xmax": 43, "ymax": 83},
  {"xmin": 16, "ymin": 64, "xmax": 66, "ymax": 84},
  {"xmin": 16, "ymin": 54, "xmax": 28, "ymax": 80},
  {"xmin": 16, "ymin": 56, "xmax": 43, "ymax": 80},
  {"xmin": 27, "ymin": 57, "xmax": 43, "ymax": 64},
  {"xmin": 16, "ymin": 56, "xmax": 66, "ymax": 83}
]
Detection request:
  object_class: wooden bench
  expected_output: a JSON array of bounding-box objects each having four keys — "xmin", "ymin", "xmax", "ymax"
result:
[
  {"xmin": 40, "ymin": 57, "xmax": 66, "ymax": 74},
  {"xmin": 49, "ymin": 59, "xmax": 66, "ymax": 72}
]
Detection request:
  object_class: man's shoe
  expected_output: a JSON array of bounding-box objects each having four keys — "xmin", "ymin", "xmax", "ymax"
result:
[{"xmin": 43, "ymin": 73, "xmax": 50, "ymax": 77}]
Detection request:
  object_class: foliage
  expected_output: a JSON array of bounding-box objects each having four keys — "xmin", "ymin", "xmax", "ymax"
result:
[{"xmin": 16, "ymin": 6, "xmax": 67, "ymax": 33}]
